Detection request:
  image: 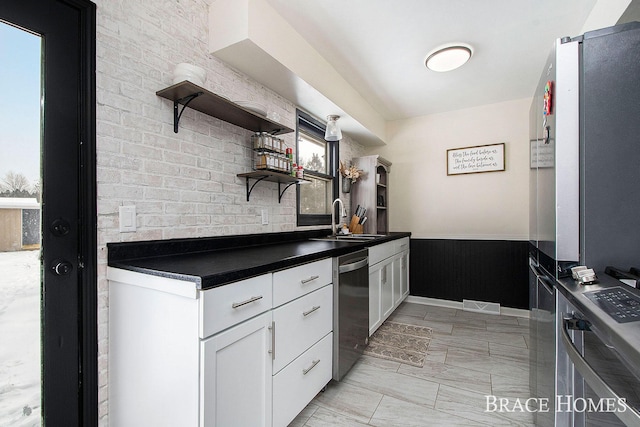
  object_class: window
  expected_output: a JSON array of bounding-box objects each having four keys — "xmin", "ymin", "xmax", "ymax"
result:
[{"xmin": 296, "ymin": 110, "xmax": 338, "ymax": 226}]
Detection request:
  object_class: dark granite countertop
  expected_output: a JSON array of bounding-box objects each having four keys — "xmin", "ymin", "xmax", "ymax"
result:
[{"xmin": 107, "ymin": 229, "xmax": 411, "ymax": 290}]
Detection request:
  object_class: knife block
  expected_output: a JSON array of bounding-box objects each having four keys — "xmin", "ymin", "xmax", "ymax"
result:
[{"xmin": 348, "ymin": 215, "xmax": 363, "ymax": 234}]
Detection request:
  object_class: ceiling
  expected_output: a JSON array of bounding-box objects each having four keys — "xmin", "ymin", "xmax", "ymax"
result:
[{"xmin": 262, "ymin": 0, "xmax": 608, "ymax": 121}]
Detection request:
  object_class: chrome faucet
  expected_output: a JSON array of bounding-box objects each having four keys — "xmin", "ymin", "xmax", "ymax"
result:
[{"xmin": 332, "ymin": 198, "xmax": 347, "ymax": 235}]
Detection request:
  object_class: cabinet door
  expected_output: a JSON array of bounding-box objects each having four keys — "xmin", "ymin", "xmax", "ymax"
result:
[
  {"xmin": 381, "ymin": 261, "xmax": 394, "ymax": 319},
  {"xmin": 392, "ymin": 251, "xmax": 410, "ymax": 307},
  {"xmin": 201, "ymin": 312, "xmax": 272, "ymax": 427},
  {"xmin": 369, "ymin": 265, "xmax": 382, "ymax": 335},
  {"xmin": 400, "ymin": 251, "xmax": 410, "ymax": 299},
  {"xmin": 392, "ymin": 255, "xmax": 402, "ymax": 307}
]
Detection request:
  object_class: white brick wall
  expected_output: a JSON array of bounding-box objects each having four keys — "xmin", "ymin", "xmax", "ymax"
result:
[{"xmin": 95, "ymin": 0, "xmax": 365, "ymax": 423}]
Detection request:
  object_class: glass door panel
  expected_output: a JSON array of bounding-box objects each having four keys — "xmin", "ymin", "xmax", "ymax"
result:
[{"xmin": 0, "ymin": 21, "xmax": 43, "ymax": 426}]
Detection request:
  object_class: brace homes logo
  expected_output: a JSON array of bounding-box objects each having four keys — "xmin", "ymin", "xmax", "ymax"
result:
[{"xmin": 485, "ymin": 395, "xmax": 627, "ymax": 414}]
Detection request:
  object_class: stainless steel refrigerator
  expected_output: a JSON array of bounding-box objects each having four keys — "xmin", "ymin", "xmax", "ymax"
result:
[{"xmin": 529, "ymin": 22, "xmax": 640, "ymax": 427}]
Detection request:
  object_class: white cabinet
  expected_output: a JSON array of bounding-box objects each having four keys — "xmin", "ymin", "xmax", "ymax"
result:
[
  {"xmin": 200, "ymin": 311, "xmax": 272, "ymax": 427},
  {"xmin": 381, "ymin": 261, "xmax": 394, "ymax": 319},
  {"xmin": 272, "ymin": 284, "xmax": 333, "ymax": 373},
  {"xmin": 273, "ymin": 258, "xmax": 332, "ymax": 306},
  {"xmin": 369, "ymin": 252, "xmax": 394, "ymax": 334},
  {"xmin": 108, "ymin": 258, "xmax": 333, "ymax": 427},
  {"xmin": 391, "ymin": 255, "xmax": 402, "ymax": 308},
  {"xmin": 108, "ymin": 272, "xmax": 200, "ymax": 427},
  {"xmin": 369, "ymin": 264, "xmax": 382, "ymax": 334},
  {"xmin": 272, "ymin": 332, "xmax": 333, "ymax": 427},
  {"xmin": 398, "ymin": 250, "xmax": 410, "ymax": 300},
  {"xmin": 394, "ymin": 237, "xmax": 410, "ymax": 300},
  {"xmin": 200, "ymin": 274, "xmax": 272, "ymax": 338},
  {"xmin": 368, "ymin": 237, "xmax": 410, "ymax": 335},
  {"xmin": 271, "ymin": 259, "xmax": 333, "ymax": 427}
]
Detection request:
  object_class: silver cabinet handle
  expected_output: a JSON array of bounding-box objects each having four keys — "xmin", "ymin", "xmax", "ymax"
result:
[
  {"xmin": 301, "ymin": 275, "xmax": 320, "ymax": 284},
  {"xmin": 302, "ymin": 305, "xmax": 321, "ymax": 317},
  {"xmin": 561, "ymin": 318, "xmax": 640, "ymax": 425},
  {"xmin": 268, "ymin": 321, "xmax": 275, "ymax": 360},
  {"xmin": 302, "ymin": 359, "xmax": 320, "ymax": 375},
  {"xmin": 231, "ymin": 295, "xmax": 263, "ymax": 309}
]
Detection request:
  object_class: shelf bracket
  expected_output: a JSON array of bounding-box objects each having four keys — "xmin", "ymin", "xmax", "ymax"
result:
[
  {"xmin": 173, "ymin": 92, "xmax": 203, "ymax": 133},
  {"xmin": 278, "ymin": 181, "xmax": 297, "ymax": 203},
  {"xmin": 244, "ymin": 175, "xmax": 268, "ymax": 202}
]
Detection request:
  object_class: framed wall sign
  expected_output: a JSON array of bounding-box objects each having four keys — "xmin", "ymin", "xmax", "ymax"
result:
[{"xmin": 446, "ymin": 143, "xmax": 505, "ymax": 175}]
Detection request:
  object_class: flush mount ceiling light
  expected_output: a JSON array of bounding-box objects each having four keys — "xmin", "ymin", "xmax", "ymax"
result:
[
  {"xmin": 324, "ymin": 115, "xmax": 342, "ymax": 141},
  {"xmin": 425, "ymin": 44, "xmax": 473, "ymax": 72}
]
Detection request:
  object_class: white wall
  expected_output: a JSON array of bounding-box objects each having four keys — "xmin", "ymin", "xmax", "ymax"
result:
[{"xmin": 373, "ymin": 98, "xmax": 531, "ymax": 240}]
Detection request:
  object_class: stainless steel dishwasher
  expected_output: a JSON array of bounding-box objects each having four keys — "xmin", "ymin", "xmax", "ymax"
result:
[{"xmin": 332, "ymin": 249, "xmax": 369, "ymax": 381}]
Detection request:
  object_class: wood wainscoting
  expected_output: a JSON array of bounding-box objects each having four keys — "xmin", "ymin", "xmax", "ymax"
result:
[{"xmin": 409, "ymin": 239, "xmax": 529, "ymax": 310}]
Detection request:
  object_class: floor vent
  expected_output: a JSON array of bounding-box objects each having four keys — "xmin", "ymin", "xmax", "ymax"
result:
[{"xmin": 462, "ymin": 299, "xmax": 500, "ymax": 315}]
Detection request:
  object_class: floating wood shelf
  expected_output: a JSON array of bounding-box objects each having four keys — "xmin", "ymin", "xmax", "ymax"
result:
[{"xmin": 156, "ymin": 81, "xmax": 294, "ymax": 135}]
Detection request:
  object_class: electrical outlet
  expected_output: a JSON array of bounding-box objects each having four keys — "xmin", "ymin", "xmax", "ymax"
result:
[{"xmin": 261, "ymin": 209, "xmax": 268, "ymax": 225}]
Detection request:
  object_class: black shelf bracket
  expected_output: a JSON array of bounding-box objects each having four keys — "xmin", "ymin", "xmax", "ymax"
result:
[
  {"xmin": 173, "ymin": 92, "xmax": 203, "ymax": 133},
  {"xmin": 242, "ymin": 174, "xmax": 299, "ymax": 203},
  {"xmin": 278, "ymin": 181, "xmax": 297, "ymax": 203},
  {"xmin": 244, "ymin": 175, "xmax": 268, "ymax": 202}
]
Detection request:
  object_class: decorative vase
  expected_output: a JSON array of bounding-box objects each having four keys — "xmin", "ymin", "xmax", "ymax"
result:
[{"xmin": 342, "ymin": 177, "xmax": 351, "ymax": 193}]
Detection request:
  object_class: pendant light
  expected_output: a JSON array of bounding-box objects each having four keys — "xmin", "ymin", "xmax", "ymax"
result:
[{"xmin": 324, "ymin": 115, "xmax": 342, "ymax": 141}]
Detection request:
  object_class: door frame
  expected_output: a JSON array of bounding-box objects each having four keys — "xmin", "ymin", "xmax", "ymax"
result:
[
  {"xmin": 0, "ymin": 0, "xmax": 97, "ymax": 425},
  {"xmin": 76, "ymin": 1, "xmax": 98, "ymax": 424}
]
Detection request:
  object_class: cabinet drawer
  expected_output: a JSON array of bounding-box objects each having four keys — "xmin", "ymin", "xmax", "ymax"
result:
[
  {"xmin": 200, "ymin": 274, "xmax": 272, "ymax": 338},
  {"xmin": 369, "ymin": 240, "xmax": 395, "ymax": 265},
  {"xmin": 394, "ymin": 237, "xmax": 410, "ymax": 254},
  {"xmin": 272, "ymin": 284, "xmax": 333, "ymax": 373},
  {"xmin": 273, "ymin": 258, "xmax": 332, "ymax": 307},
  {"xmin": 272, "ymin": 332, "xmax": 332, "ymax": 427}
]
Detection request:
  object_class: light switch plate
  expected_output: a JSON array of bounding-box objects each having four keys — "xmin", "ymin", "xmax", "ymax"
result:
[{"xmin": 119, "ymin": 205, "xmax": 136, "ymax": 232}]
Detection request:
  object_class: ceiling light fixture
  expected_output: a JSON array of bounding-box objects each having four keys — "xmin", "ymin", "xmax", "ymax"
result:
[
  {"xmin": 324, "ymin": 115, "xmax": 342, "ymax": 141},
  {"xmin": 425, "ymin": 44, "xmax": 473, "ymax": 72}
]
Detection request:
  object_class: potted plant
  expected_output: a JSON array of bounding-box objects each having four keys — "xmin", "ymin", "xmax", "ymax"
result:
[{"xmin": 339, "ymin": 161, "xmax": 363, "ymax": 193}]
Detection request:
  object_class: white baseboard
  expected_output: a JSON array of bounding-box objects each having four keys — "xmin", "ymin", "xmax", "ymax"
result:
[
  {"xmin": 501, "ymin": 306, "xmax": 530, "ymax": 318},
  {"xmin": 404, "ymin": 295, "xmax": 529, "ymax": 319},
  {"xmin": 405, "ymin": 295, "xmax": 462, "ymax": 309}
]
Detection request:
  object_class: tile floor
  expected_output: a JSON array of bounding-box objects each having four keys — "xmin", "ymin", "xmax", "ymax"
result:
[{"xmin": 289, "ymin": 301, "xmax": 534, "ymax": 426}]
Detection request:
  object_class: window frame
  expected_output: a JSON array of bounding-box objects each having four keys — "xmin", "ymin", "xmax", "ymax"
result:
[{"xmin": 296, "ymin": 109, "xmax": 339, "ymax": 226}]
